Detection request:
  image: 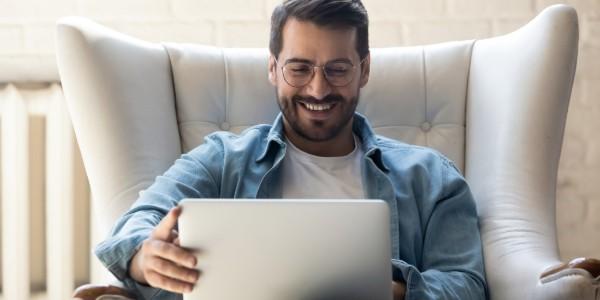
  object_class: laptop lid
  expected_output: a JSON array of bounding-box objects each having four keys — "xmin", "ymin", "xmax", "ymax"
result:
[{"xmin": 178, "ymin": 199, "xmax": 392, "ymax": 300}]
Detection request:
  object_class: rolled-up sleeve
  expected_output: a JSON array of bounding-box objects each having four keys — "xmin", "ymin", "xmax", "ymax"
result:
[{"xmin": 94, "ymin": 136, "xmax": 224, "ymax": 295}]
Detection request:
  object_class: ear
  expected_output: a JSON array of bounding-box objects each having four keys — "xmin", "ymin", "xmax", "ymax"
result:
[
  {"xmin": 359, "ymin": 53, "xmax": 370, "ymax": 88},
  {"xmin": 268, "ymin": 54, "xmax": 278, "ymax": 86}
]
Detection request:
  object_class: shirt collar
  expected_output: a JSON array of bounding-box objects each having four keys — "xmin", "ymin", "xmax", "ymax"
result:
[
  {"xmin": 256, "ymin": 112, "xmax": 389, "ymax": 172},
  {"xmin": 256, "ymin": 113, "xmax": 286, "ymax": 162},
  {"xmin": 352, "ymin": 113, "xmax": 389, "ymax": 172}
]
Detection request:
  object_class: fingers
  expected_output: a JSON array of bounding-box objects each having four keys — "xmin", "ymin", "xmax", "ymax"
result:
[
  {"xmin": 145, "ymin": 239, "xmax": 197, "ymax": 269},
  {"xmin": 145, "ymin": 269, "xmax": 195, "ymax": 294},
  {"xmin": 137, "ymin": 239, "xmax": 200, "ymax": 292},
  {"xmin": 132, "ymin": 206, "xmax": 204, "ymax": 293},
  {"xmin": 152, "ymin": 206, "xmax": 182, "ymax": 240},
  {"xmin": 147, "ymin": 256, "xmax": 200, "ymax": 284}
]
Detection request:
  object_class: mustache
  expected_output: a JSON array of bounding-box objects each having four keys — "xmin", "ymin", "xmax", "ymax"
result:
[{"xmin": 292, "ymin": 94, "xmax": 344, "ymax": 104}]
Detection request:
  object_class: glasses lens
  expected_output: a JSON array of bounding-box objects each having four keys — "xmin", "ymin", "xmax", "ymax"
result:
[
  {"xmin": 283, "ymin": 62, "xmax": 312, "ymax": 87},
  {"xmin": 324, "ymin": 62, "xmax": 354, "ymax": 86}
]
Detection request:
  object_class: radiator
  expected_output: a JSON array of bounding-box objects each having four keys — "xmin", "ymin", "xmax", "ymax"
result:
[{"xmin": 0, "ymin": 83, "xmax": 91, "ymax": 300}]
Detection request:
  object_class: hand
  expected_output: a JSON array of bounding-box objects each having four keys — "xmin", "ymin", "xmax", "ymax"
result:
[
  {"xmin": 129, "ymin": 206, "xmax": 200, "ymax": 293},
  {"xmin": 392, "ymin": 280, "xmax": 406, "ymax": 300}
]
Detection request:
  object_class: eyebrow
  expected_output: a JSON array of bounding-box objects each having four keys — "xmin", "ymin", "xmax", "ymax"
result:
[{"xmin": 284, "ymin": 57, "xmax": 353, "ymax": 65}]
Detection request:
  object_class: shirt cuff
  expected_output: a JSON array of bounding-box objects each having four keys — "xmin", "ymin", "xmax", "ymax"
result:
[
  {"xmin": 94, "ymin": 231, "xmax": 149, "ymax": 281},
  {"xmin": 391, "ymin": 258, "xmax": 421, "ymax": 299}
]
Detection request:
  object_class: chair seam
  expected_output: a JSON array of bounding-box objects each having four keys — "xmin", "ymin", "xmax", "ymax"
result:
[
  {"xmin": 223, "ymin": 49, "xmax": 230, "ymax": 128},
  {"xmin": 464, "ymin": 39, "xmax": 477, "ymax": 175},
  {"xmin": 421, "ymin": 46, "xmax": 429, "ymax": 147},
  {"xmin": 160, "ymin": 43, "xmax": 184, "ymax": 153}
]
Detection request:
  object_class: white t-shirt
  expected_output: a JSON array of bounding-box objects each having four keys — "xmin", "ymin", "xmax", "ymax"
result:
[{"xmin": 281, "ymin": 135, "xmax": 365, "ymax": 199}]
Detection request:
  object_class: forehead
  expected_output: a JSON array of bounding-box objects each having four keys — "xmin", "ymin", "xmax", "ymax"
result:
[{"xmin": 280, "ymin": 18, "xmax": 358, "ymax": 62}]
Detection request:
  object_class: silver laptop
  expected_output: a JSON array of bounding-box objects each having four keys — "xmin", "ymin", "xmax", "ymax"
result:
[{"xmin": 178, "ymin": 199, "xmax": 392, "ymax": 300}]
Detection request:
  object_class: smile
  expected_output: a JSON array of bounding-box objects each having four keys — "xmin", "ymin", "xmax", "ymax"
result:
[{"xmin": 300, "ymin": 102, "xmax": 334, "ymax": 111}]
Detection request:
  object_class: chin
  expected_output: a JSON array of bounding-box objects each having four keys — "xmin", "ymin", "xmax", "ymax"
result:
[{"xmin": 293, "ymin": 118, "xmax": 349, "ymax": 142}]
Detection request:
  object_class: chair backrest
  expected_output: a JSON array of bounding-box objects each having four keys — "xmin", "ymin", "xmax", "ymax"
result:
[
  {"xmin": 56, "ymin": 5, "xmax": 578, "ymax": 299},
  {"xmin": 165, "ymin": 43, "xmax": 471, "ymax": 166}
]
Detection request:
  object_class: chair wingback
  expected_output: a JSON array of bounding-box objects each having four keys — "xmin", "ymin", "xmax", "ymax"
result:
[
  {"xmin": 466, "ymin": 5, "xmax": 578, "ymax": 299},
  {"xmin": 56, "ymin": 18, "xmax": 182, "ymax": 236}
]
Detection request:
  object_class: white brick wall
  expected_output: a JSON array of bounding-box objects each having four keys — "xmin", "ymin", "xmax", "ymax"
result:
[
  {"xmin": 447, "ymin": 0, "xmax": 534, "ymax": 18},
  {"xmin": 364, "ymin": 0, "xmax": 446, "ymax": 19},
  {"xmin": 0, "ymin": 0, "xmax": 598, "ymax": 262},
  {"xmin": 111, "ymin": 21, "xmax": 215, "ymax": 44},
  {"xmin": 405, "ymin": 19, "xmax": 491, "ymax": 45},
  {"xmin": 0, "ymin": 25, "xmax": 23, "ymax": 54},
  {"xmin": 219, "ymin": 21, "xmax": 270, "ymax": 47},
  {"xmin": 492, "ymin": 18, "xmax": 531, "ymax": 35},
  {"xmin": 537, "ymin": 0, "xmax": 600, "ymax": 17},
  {"xmin": 370, "ymin": 21, "xmax": 404, "ymax": 47},
  {"xmin": 24, "ymin": 25, "xmax": 56, "ymax": 54},
  {"xmin": 0, "ymin": 0, "xmax": 77, "ymax": 21},
  {"xmin": 172, "ymin": 0, "xmax": 266, "ymax": 20},
  {"xmin": 80, "ymin": 0, "xmax": 171, "ymax": 20}
]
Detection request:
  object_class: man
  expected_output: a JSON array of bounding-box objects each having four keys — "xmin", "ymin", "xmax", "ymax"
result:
[{"xmin": 96, "ymin": 0, "xmax": 488, "ymax": 299}]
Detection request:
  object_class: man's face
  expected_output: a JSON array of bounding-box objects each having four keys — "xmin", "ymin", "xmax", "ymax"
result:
[{"xmin": 269, "ymin": 18, "xmax": 370, "ymax": 142}]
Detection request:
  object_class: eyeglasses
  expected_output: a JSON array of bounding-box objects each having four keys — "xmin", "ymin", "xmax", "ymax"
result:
[{"xmin": 274, "ymin": 57, "xmax": 367, "ymax": 88}]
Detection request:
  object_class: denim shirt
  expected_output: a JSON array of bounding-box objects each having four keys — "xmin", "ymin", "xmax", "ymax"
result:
[{"xmin": 96, "ymin": 113, "xmax": 487, "ymax": 300}]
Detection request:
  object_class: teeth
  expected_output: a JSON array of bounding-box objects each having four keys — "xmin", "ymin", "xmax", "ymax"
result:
[{"xmin": 303, "ymin": 103, "xmax": 332, "ymax": 111}]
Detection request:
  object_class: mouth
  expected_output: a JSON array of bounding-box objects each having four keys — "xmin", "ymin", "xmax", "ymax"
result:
[
  {"xmin": 298, "ymin": 101, "xmax": 335, "ymax": 112},
  {"xmin": 290, "ymin": 95, "xmax": 343, "ymax": 121}
]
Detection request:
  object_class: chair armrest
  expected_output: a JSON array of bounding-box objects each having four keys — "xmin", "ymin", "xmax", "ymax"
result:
[
  {"xmin": 541, "ymin": 257, "xmax": 600, "ymax": 279},
  {"xmin": 73, "ymin": 284, "xmax": 135, "ymax": 300}
]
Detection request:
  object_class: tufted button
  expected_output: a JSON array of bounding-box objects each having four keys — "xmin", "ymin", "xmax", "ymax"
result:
[
  {"xmin": 421, "ymin": 122, "xmax": 432, "ymax": 132},
  {"xmin": 220, "ymin": 122, "xmax": 230, "ymax": 131}
]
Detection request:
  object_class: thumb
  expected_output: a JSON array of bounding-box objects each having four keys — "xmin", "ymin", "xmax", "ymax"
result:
[{"xmin": 151, "ymin": 206, "xmax": 182, "ymax": 240}]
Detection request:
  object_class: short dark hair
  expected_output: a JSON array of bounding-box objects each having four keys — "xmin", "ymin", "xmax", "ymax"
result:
[{"xmin": 269, "ymin": 0, "xmax": 369, "ymax": 60}]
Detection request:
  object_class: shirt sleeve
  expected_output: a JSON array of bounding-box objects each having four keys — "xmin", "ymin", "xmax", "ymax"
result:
[
  {"xmin": 393, "ymin": 158, "xmax": 488, "ymax": 300},
  {"xmin": 94, "ymin": 136, "xmax": 224, "ymax": 296}
]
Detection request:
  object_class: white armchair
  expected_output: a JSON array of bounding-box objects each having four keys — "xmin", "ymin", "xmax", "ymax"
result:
[{"xmin": 57, "ymin": 4, "xmax": 599, "ymax": 300}]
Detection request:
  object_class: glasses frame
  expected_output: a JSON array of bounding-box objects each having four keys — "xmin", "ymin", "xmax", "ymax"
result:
[{"xmin": 274, "ymin": 57, "xmax": 368, "ymax": 88}]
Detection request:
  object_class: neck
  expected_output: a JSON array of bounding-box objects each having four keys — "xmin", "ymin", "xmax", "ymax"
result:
[{"xmin": 283, "ymin": 120, "xmax": 355, "ymax": 157}]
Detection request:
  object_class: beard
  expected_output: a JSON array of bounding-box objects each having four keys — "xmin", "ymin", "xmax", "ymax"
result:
[{"xmin": 276, "ymin": 91, "xmax": 359, "ymax": 142}]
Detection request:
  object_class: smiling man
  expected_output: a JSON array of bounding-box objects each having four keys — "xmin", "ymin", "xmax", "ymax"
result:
[{"xmin": 95, "ymin": 0, "xmax": 488, "ymax": 299}]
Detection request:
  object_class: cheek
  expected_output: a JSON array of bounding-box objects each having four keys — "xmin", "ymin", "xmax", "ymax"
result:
[
  {"xmin": 337, "ymin": 85, "xmax": 360, "ymax": 100},
  {"xmin": 277, "ymin": 83, "xmax": 300, "ymax": 99}
]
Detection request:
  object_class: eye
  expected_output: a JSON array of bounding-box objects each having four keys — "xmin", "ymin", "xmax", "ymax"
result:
[
  {"xmin": 286, "ymin": 63, "xmax": 312, "ymax": 75},
  {"xmin": 325, "ymin": 63, "xmax": 352, "ymax": 76}
]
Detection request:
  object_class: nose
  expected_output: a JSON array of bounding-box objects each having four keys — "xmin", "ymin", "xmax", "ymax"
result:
[{"xmin": 304, "ymin": 67, "xmax": 332, "ymax": 100}]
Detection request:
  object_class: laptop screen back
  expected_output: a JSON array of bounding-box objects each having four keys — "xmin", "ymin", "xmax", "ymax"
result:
[{"xmin": 178, "ymin": 199, "xmax": 392, "ymax": 300}]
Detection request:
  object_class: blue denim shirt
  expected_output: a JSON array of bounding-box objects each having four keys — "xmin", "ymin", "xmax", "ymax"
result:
[{"xmin": 96, "ymin": 113, "xmax": 487, "ymax": 299}]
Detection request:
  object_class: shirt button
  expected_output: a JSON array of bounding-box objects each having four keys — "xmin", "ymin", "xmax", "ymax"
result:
[
  {"xmin": 221, "ymin": 122, "xmax": 230, "ymax": 130},
  {"xmin": 421, "ymin": 122, "xmax": 432, "ymax": 132}
]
